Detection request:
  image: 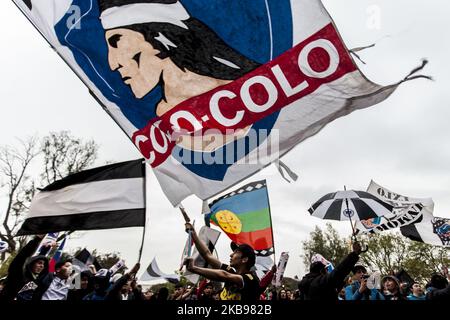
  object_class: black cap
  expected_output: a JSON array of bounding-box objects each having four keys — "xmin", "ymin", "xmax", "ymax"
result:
[
  {"xmin": 230, "ymin": 242, "xmax": 256, "ymax": 268},
  {"xmin": 351, "ymin": 264, "xmax": 367, "ymax": 274}
]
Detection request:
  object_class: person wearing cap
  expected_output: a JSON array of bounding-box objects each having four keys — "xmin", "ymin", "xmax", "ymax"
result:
[
  {"xmin": 298, "ymin": 241, "xmax": 363, "ymax": 300},
  {"xmin": 382, "ymin": 275, "xmax": 406, "ymax": 300},
  {"xmin": 183, "ymin": 222, "xmax": 260, "ymax": 301},
  {"xmin": 0, "ymin": 235, "xmax": 50, "ymax": 301},
  {"xmin": 38, "ymin": 258, "xmax": 74, "ymax": 300},
  {"xmin": 345, "ymin": 265, "xmax": 385, "ymax": 300}
]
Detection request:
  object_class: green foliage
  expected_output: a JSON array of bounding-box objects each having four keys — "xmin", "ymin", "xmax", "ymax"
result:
[
  {"xmin": 301, "ymin": 224, "xmax": 449, "ymax": 283},
  {"xmin": 0, "ymin": 252, "xmax": 17, "ymax": 278},
  {"xmin": 301, "ymin": 223, "xmax": 349, "ymax": 268},
  {"xmin": 40, "ymin": 131, "xmax": 98, "ymax": 185},
  {"xmin": 361, "ymin": 233, "xmax": 449, "ymax": 283}
]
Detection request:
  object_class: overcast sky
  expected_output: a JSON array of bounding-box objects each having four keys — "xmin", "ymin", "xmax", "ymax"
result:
[{"xmin": 1, "ymin": 0, "xmax": 449, "ymax": 280}]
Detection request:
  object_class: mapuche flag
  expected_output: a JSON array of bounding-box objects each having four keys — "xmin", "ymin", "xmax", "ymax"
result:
[
  {"xmin": 17, "ymin": 159, "xmax": 146, "ymax": 235},
  {"xmin": 13, "ymin": 0, "xmax": 427, "ymax": 206},
  {"xmin": 206, "ymin": 180, "xmax": 273, "ymax": 255}
]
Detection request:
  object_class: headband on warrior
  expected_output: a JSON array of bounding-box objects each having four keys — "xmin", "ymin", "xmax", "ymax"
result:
[{"xmin": 99, "ymin": 0, "xmax": 190, "ymax": 30}]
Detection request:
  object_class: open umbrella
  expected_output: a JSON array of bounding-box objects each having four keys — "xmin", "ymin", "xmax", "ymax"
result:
[{"xmin": 308, "ymin": 188, "xmax": 394, "ymax": 237}]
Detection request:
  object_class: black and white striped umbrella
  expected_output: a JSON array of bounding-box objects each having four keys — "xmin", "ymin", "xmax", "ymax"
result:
[{"xmin": 308, "ymin": 190, "xmax": 394, "ymax": 222}]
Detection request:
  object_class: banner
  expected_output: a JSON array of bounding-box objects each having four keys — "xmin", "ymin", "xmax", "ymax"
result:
[
  {"xmin": 12, "ymin": 0, "xmax": 414, "ymax": 205},
  {"xmin": 272, "ymin": 252, "xmax": 289, "ymax": 287},
  {"xmin": 141, "ymin": 258, "xmax": 180, "ymax": 283},
  {"xmin": 356, "ymin": 180, "xmax": 434, "ymax": 234},
  {"xmin": 401, "ymin": 215, "xmax": 449, "ymax": 247},
  {"xmin": 184, "ymin": 226, "xmax": 221, "ymax": 284},
  {"xmin": 17, "ymin": 159, "xmax": 146, "ymax": 235}
]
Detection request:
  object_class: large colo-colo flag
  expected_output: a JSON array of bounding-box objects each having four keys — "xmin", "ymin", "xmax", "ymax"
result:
[
  {"xmin": 17, "ymin": 159, "xmax": 146, "ymax": 235},
  {"xmin": 13, "ymin": 0, "xmax": 425, "ymax": 205}
]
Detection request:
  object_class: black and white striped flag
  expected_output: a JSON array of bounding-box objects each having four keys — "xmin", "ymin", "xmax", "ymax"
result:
[{"xmin": 17, "ymin": 159, "xmax": 146, "ymax": 235}]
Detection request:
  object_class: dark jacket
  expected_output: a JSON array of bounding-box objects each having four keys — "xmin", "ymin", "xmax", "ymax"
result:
[
  {"xmin": 105, "ymin": 274, "xmax": 143, "ymax": 301},
  {"xmin": 426, "ymin": 284, "xmax": 450, "ymax": 301},
  {"xmin": 1, "ymin": 237, "xmax": 49, "ymax": 301},
  {"xmin": 298, "ymin": 252, "xmax": 359, "ymax": 301},
  {"xmin": 67, "ymin": 271, "xmax": 94, "ymax": 301}
]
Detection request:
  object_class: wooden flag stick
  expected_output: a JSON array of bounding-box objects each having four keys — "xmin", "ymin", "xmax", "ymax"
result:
[{"xmin": 179, "ymin": 205, "xmax": 191, "ymax": 223}]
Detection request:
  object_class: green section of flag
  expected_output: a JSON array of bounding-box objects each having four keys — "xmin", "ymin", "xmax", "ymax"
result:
[{"xmin": 210, "ymin": 208, "xmax": 271, "ymax": 233}]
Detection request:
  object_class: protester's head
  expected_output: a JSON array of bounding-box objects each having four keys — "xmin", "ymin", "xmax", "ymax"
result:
[
  {"xmin": 93, "ymin": 272, "xmax": 111, "ymax": 293},
  {"xmin": 278, "ymin": 289, "xmax": 288, "ymax": 300},
  {"xmin": 120, "ymin": 280, "xmax": 132, "ymax": 294},
  {"xmin": 173, "ymin": 283, "xmax": 184, "ymax": 298},
  {"xmin": 382, "ymin": 275, "xmax": 401, "ymax": 294},
  {"xmin": 351, "ymin": 264, "xmax": 367, "ymax": 281},
  {"xmin": 144, "ymin": 289, "xmax": 154, "ymax": 300},
  {"xmin": 55, "ymin": 259, "xmax": 73, "ymax": 279},
  {"xmin": 428, "ymin": 274, "xmax": 448, "ymax": 290},
  {"xmin": 338, "ymin": 287, "xmax": 346, "ymax": 300},
  {"xmin": 309, "ymin": 261, "xmax": 326, "ymax": 275},
  {"xmin": 411, "ymin": 282, "xmax": 424, "ymax": 296},
  {"xmin": 28, "ymin": 255, "xmax": 48, "ymax": 275},
  {"xmin": 80, "ymin": 271, "xmax": 93, "ymax": 290},
  {"xmin": 156, "ymin": 287, "xmax": 169, "ymax": 301},
  {"xmin": 286, "ymin": 289, "xmax": 293, "ymax": 300},
  {"xmin": 0, "ymin": 278, "xmax": 6, "ymax": 294},
  {"xmin": 229, "ymin": 242, "xmax": 256, "ymax": 270},
  {"xmin": 212, "ymin": 291, "xmax": 220, "ymax": 300},
  {"xmin": 203, "ymin": 283, "xmax": 213, "ymax": 296}
]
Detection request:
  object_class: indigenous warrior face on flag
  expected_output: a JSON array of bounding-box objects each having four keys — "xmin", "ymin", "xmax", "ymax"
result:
[{"xmin": 98, "ymin": 0, "xmax": 259, "ymax": 152}]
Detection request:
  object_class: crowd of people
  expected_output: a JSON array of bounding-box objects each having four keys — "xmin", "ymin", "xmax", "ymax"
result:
[{"xmin": 0, "ymin": 224, "xmax": 448, "ymax": 302}]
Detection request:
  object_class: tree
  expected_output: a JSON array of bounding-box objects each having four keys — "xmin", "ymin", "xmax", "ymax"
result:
[
  {"xmin": 40, "ymin": 131, "xmax": 98, "ymax": 185},
  {"xmin": 0, "ymin": 131, "xmax": 99, "ymax": 261},
  {"xmin": 301, "ymin": 223, "xmax": 349, "ymax": 269},
  {"xmin": 361, "ymin": 233, "xmax": 449, "ymax": 283},
  {"xmin": 92, "ymin": 250, "xmax": 122, "ymax": 270},
  {"xmin": 0, "ymin": 137, "xmax": 39, "ymax": 257},
  {"xmin": 300, "ymin": 224, "xmax": 449, "ymax": 283}
]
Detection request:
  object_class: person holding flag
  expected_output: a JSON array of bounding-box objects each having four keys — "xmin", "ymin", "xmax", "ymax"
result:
[
  {"xmin": 0, "ymin": 235, "xmax": 50, "ymax": 301},
  {"xmin": 183, "ymin": 222, "xmax": 260, "ymax": 302}
]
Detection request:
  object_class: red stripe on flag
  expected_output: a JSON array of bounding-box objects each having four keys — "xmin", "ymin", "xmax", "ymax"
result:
[
  {"xmin": 226, "ymin": 227, "xmax": 273, "ymax": 251},
  {"xmin": 132, "ymin": 23, "xmax": 357, "ymax": 167}
]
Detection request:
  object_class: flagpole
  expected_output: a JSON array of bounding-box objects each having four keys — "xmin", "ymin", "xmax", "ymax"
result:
[
  {"xmin": 138, "ymin": 161, "xmax": 147, "ymax": 264},
  {"xmin": 264, "ymin": 180, "xmax": 277, "ymax": 267},
  {"xmin": 56, "ymin": 231, "xmax": 74, "ymax": 242},
  {"xmin": 344, "ymin": 186, "xmax": 357, "ymax": 240}
]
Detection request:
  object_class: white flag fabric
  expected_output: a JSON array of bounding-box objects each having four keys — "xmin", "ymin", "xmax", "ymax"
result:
[
  {"xmin": 17, "ymin": 159, "xmax": 146, "ymax": 235},
  {"xmin": 356, "ymin": 180, "xmax": 434, "ymax": 234},
  {"xmin": 184, "ymin": 226, "xmax": 221, "ymax": 284},
  {"xmin": 401, "ymin": 215, "xmax": 450, "ymax": 247},
  {"xmin": 140, "ymin": 258, "xmax": 180, "ymax": 283},
  {"xmin": 12, "ymin": 0, "xmax": 423, "ymax": 206}
]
